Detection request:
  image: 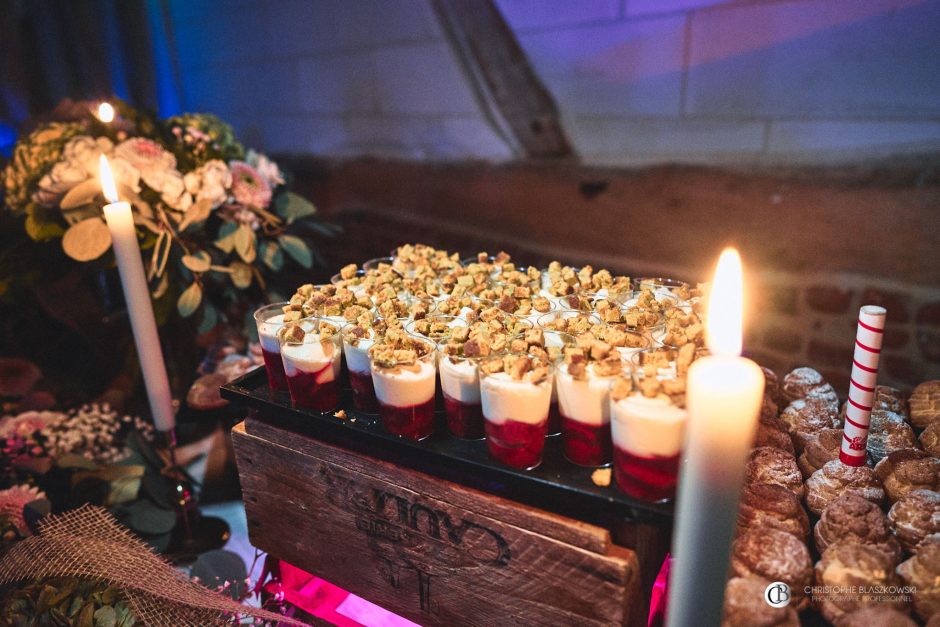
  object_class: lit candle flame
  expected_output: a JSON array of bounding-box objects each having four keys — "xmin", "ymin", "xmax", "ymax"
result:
[
  {"xmin": 705, "ymin": 247, "xmax": 744, "ymax": 357},
  {"xmin": 97, "ymin": 102, "xmax": 114, "ymax": 123},
  {"xmin": 99, "ymin": 155, "xmax": 119, "ymax": 204}
]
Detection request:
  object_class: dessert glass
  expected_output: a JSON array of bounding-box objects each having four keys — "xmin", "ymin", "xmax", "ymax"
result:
[
  {"xmin": 605, "ymin": 326, "xmax": 652, "ymax": 362},
  {"xmin": 330, "ymin": 268, "xmax": 368, "ymax": 297},
  {"xmin": 632, "ymin": 277, "xmax": 690, "ymax": 297},
  {"xmin": 557, "ymin": 359, "xmax": 626, "ymax": 467},
  {"xmin": 370, "ymin": 336, "xmax": 437, "ymax": 440},
  {"xmin": 609, "ymin": 379, "xmax": 687, "ymax": 502},
  {"xmin": 363, "ymin": 255, "xmax": 395, "ymax": 273},
  {"xmin": 253, "ymin": 302, "xmax": 290, "ymax": 391},
  {"xmin": 404, "ymin": 315, "xmax": 469, "ymax": 345},
  {"xmin": 540, "ymin": 330, "xmax": 576, "ymax": 436},
  {"xmin": 279, "ymin": 318, "xmax": 342, "ymax": 412},
  {"xmin": 341, "ymin": 325, "xmax": 381, "ymax": 413},
  {"xmin": 438, "ymin": 353, "xmax": 487, "ymax": 439},
  {"xmin": 536, "ymin": 309, "xmax": 601, "ymax": 334},
  {"xmin": 480, "ymin": 354, "xmax": 554, "ymax": 469}
]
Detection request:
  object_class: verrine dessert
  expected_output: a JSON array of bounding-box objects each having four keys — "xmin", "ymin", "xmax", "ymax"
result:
[
  {"xmin": 341, "ymin": 312, "xmax": 391, "ymax": 413},
  {"xmin": 438, "ymin": 322, "xmax": 510, "ymax": 439},
  {"xmin": 514, "ymin": 327, "xmax": 574, "ymax": 436},
  {"xmin": 278, "ymin": 318, "xmax": 342, "ymax": 412},
  {"xmin": 610, "ymin": 374, "xmax": 688, "ymax": 502},
  {"xmin": 555, "ymin": 335, "xmax": 626, "ymax": 466},
  {"xmin": 370, "ymin": 330, "xmax": 437, "ymax": 440},
  {"xmin": 254, "ymin": 302, "xmax": 293, "ymax": 391},
  {"xmin": 480, "ymin": 353, "xmax": 554, "ymax": 469}
]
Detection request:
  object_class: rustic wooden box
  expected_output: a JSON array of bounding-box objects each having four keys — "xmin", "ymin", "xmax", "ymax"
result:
[{"xmin": 233, "ymin": 417, "xmax": 657, "ymax": 626}]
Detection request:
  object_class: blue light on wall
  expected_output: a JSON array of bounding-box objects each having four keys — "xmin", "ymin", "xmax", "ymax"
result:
[
  {"xmin": 146, "ymin": 0, "xmax": 181, "ymax": 116},
  {"xmin": 0, "ymin": 123, "xmax": 16, "ymax": 158}
]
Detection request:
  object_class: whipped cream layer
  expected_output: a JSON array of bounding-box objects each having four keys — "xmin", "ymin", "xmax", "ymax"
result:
[
  {"xmin": 611, "ymin": 394, "xmax": 687, "ymax": 457},
  {"xmin": 440, "ymin": 358, "xmax": 480, "ymax": 404},
  {"xmin": 556, "ymin": 364, "xmax": 617, "ymax": 426},
  {"xmin": 481, "ymin": 372, "xmax": 552, "ymax": 425},
  {"xmin": 281, "ymin": 337, "xmax": 340, "ymax": 380},
  {"xmin": 258, "ymin": 313, "xmax": 286, "ymax": 353},
  {"xmin": 371, "ymin": 360, "xmax": 436, "ymax": 407},
  {"xmin": 343, "ymin": 335, "xmax": 375, "ymax": 374}
]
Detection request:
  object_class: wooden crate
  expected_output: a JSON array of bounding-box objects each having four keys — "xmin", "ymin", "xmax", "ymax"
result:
[{"xmin": 233, "ymin": 418, "xmax": 645, "ymax": 626}]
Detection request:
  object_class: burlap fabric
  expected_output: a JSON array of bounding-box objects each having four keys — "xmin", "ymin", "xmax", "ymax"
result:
[{"xmin": 0, "ymin": 504, "xmax": 307, "ymax": 626}]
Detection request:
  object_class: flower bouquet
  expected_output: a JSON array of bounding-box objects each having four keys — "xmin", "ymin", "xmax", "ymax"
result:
[{"xmin": 1, "ymin": 99, "xmax": 334, "ymax": 334}]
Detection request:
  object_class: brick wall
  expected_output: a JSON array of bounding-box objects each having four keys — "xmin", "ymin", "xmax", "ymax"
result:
[
  {"xmin": 168, "ymin": 0, "xmax": 940, "ymax": 166},
  {"xmin": 747, "ymin": 273, "xmax": 940, "ymax": 393}
]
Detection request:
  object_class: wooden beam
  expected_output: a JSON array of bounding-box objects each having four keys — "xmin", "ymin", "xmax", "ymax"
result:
[{"xmin": 431, "ymin": 0, "xmax": 574, "ymax": 159}]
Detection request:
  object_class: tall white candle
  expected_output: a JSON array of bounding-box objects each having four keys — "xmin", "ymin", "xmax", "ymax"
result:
[
  {"xmin": 99, "ymin": 155, "xmax": 176, "ymax": 431},
  {"xmin": 666, "ymin": 248, "xmax": 764, "ymax": 627}
]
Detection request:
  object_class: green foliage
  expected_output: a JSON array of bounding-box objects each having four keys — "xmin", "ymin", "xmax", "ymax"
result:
[
  {"xmin": 278, "ymin": 234, "xmax": 312, "ymax": 269},
  {"xmin": 0, "ymin": 577, "xmax": 136, "ymax": 627},
  {"xmin": 274, "ymin": 191, "xmax": 316, "ymax": 223},
  {"xmin": 0, "ymin": 98, "xmax": 334, "ymax": 336}
]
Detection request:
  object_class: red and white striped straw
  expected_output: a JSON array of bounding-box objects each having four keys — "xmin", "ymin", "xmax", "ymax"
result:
[{"xmin": 840, "ymin": 305, "xmax": 887, "ymax": 466}]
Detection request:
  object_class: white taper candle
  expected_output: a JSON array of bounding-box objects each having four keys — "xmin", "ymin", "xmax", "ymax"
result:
[
  {"xmin": 100, "ymin": 155, "xmax": 176, "ymax": 431},
  {"xmin": 666, "ymin": 249, "xmax": 765, "ymax": 627}
]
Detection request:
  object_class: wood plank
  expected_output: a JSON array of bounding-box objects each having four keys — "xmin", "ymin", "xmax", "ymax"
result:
[
  {"xmin": 430, "ymin": 0, "xmax": 573, "ymax": 159},
  {"xmin": 233, "ymin": 421, "xmax": 640, "ymax": 626},
  {"xmin": 243, "ymin": 417, "xmax": 611, "ymax": 555}
]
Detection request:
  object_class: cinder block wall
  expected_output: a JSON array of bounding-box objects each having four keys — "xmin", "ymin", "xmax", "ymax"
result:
[{"xmin": 169, "ymin": 0, "xmax": 940, "ymax": 166}]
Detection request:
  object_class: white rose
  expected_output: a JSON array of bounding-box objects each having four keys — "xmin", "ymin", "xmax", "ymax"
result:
[
  {"xmin": 62, "ymin": 136, "xmax": 114, "ymax": 177},
  {"xmin": 114, "ymin": 138, "xmax": 178, "ymax": 192},
  {"xmin": 107, "ymin": 157, "xmax": 142, "ymax": 197},
  {"xmin": 184, "ymin": 159, "xmax": 231, "ymax": 208},
  {"xmin": 155, "ymin": 169, "xmax": 191, "ymax": 211},
  {"xmin": 34, "ymin": 159, "xmax": 88, "ymax": 207}
]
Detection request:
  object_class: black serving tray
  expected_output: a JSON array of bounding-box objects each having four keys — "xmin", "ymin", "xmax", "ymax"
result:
[{"xmin": 222, "ymin": 368, "xmax": 673, "ymax": 526}]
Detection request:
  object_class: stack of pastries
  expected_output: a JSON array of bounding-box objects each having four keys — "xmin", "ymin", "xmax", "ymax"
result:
[{"xmin": 723, "ymin": 374, "xmax": 940, "ymax": 626}]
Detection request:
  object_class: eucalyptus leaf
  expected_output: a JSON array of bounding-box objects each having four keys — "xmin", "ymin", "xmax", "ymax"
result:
[
  {"xmin": 214, "ymin": 222, "xmax": 238, "ymax": 253},
  {"xmin": 59, "ymin": 179, "xmax": 103, "ymax": 210},
  {"xmin": 230, "ymin": 261, "xmax": 253, "ymax": 289},
  {"xmin": 78, "ymin": 602, "xmax": 95, "ymax": 627},
  {"xmin": 177, "ymin": 198, "xmax": 213, "ymax": 231},
  {"xmin": 274, "ymin": 191, "xmax": 316, "ymax": 223},
  {"xmin": 94, "ymin": 606, "xmax": 116, "ymax": 627},
  {"xmin": 25, "ymin": 203, "xmax": 66, "ymax": 241},
  {"xmin": 197, "ymin": 303, "xmax": 219, "ymax": 334},
  {"xmin": 278, "ymin": 234, "xmax": 312, "ymax": 268},
  {"xmin": 181, "ymin": 251, "xmax": 212, "ymax": 273},
  {"xmin": 114, "ymin": 602, "xmax": 135, "ymax": 627},
  {"xmin": 177, "ymin": 282, "xmax": 203, "ymax": 317},
  {"xmin": 62, "ymin": 218, "xmax": 112, "ymax": 261},
  {"xmin": 233, "ymin": 223, "xmax": 256, "ymax": 263},
  {"xmin": 260, "ymin": 240, "xmax": 284, "ymax": 271}
]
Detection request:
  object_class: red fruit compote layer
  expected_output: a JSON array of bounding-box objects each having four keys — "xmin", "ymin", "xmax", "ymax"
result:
[
  {"xmin": 342, "ymin": 319, "xmax": 384, "ymax": 414},
  {"xmin": 609, "ymin": 376, "xmax": 688, "ymax": 502},
  {"xmin": 555, "ymin": 339, "xmax": 625, "ymax": 466},
  {"xmin": 255, "ymin": 303, "xmax": 290, "ymax": 391},
  {"xmin": 280, "ymin": 321, "xmax": 342, "ymax": 412},
  {"xmin": 480, "ymin": 354, "xmax": 553, "ymax": 469},
  {"xmin": 370, "ymin": 331, "xmax": 437, "ymax": 440}
]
